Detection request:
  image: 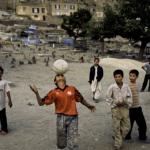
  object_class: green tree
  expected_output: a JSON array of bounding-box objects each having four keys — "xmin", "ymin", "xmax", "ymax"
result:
[
  {"xmin": 83, "ymin": 7, "xmax": 118, "ymax": 56},
  {"xmin": 104, "ymin": 0, "xmax": 150, "ymax": 60},
  {"xmin": 61, "ymin": 9, "xmax": 92, "ymax": 50}
]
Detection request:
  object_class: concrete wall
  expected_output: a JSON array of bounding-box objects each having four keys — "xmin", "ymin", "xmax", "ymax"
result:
[
  {"xmin": 0, "ymin": 0, "xmax": 8, "ymax": 10},
  {"xmin": 0, "ymin": 19, "xmax": 47, "ymax": 27},
  {"xmin": 46, "ymin": 16, "xmax": 63, "ymax": 25},
  {"xmin": 96, "ymin": 0, "xmax": 117, "ymax": 8}
]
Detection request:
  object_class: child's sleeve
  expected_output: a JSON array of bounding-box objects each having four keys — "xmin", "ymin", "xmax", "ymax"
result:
[
  {"xmin": 74, "ymin": 87, "xmax": 84, "ymax": 102},
  {"xmin": 106, "ymin": 85, "xmax": 117, "ymax": 108},
  {"xmin": 4, "ymin": 81, "xmax": 11, "ymax": 92},
  {"xmin": 41, "ymin": 90, "xmax": 55, "ymax": 105},
  {"xmin": 126, "ymin": 85, "xmax": 133, "ymax": 107},
  {"xmin": 143, "ymin": 64, "xmax": 147, "ymax": 68}
]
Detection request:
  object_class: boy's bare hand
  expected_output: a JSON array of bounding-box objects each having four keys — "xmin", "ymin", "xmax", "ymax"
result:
[
  {"xmin": 29, "ymin": 85, "xmax": 38, "ymax": 94},
  {"xmin": 117, "ymin": 101, "xmax": 126, "ymax": 106},
  {"xmin": 88, "ymin": 105, "xmax": 96, "ymax": 113},
  {"xmin": 8, "ymin": 101, "xmax": 12, "ymax": 108}
]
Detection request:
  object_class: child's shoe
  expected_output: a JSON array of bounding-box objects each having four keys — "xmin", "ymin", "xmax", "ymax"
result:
[
  {"xmin": 124, "ymin": 139, "xmax": 134, "ymax": 143},
  {"xmin": 136, "ymin": 137, "xmax": 150, "ymax": 143},
  {"xmin": 140, "ymin": 90, "xmax": 144, "ymax": 92}
]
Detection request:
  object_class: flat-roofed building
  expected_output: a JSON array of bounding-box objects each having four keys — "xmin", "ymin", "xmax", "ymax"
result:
[{"xmin": 16, "ymin": 3, "xmax": 47, "ymax": 21}]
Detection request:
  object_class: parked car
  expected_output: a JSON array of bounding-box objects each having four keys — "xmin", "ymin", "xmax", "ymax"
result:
[{"xmin": 47, "ymin": 24, "xmax": 57, "ymax": 28}]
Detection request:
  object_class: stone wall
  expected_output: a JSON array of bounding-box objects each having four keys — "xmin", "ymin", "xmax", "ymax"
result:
[
  {"xmin": 0, "ymin": 19, "xmax": 47, "ymax": 26},
  {"xmin": 0, "ymin": 0, "xmax": 8, "ymax": 10}
]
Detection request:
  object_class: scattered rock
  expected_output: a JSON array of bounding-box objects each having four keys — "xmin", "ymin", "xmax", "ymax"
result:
[
  {"xmin": 27, "ymin": 103, "xmax": 34, "ymax": 106},
  {"xmin": 11, "ymin": 65, "xmax": 15, "ymax": 68},
  {"xmin": 32, "ymin": 56, "xmax": 36, "ymax": 64},
  {"xmin": 19, "ymin": 61, "xmax": 24, "ymax": 65},
  {"xmin": 28, "ymin": 61, "xmax": 32, "ymax": 64}
]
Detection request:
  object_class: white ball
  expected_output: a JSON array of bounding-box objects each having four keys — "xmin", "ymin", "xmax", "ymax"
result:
[{"xmin": 53, "ymin": 59, "xmax": 68, "ymax": 74}]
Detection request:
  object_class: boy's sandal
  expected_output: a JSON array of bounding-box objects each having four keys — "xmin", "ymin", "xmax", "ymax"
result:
[
  {"xmin": 1, "ymin": 131, "xmax": 6, "ymax": 135},
  {"xmin": 124, "ymin": 139, "xmax": 134, "ymax": 143},
  {"xmin": 136, "ymin": 137, "xmax": 150, "ymax": 143}
]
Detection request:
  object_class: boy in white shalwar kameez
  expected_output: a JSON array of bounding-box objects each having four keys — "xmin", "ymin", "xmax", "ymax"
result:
[{"xmin": 89, "ymin": 58, "xmax": 103, "ymax": 103}]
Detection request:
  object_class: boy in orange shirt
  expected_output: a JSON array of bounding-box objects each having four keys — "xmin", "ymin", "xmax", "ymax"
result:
[{"xmin": 30, "ymin": 74, "xmax": 96, "ymax": 150}]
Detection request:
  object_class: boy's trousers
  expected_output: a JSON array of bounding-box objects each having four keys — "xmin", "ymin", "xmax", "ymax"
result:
[
  {"xmin": 0, "ymin": 108, "xmax": 8, "ymax": 132},
  {"xmin": 56, "ymin": 114, "xmax": 78, "ymax": 150},
  {"xmin": 141, "ymin": 74, "xmax": 150, "ymax": 91},
  {"xmin": 125, "ymin": 107, "xmax": 147, "ymax": 140},
  {"xmin": 112, "ymin": 106, "xmax": 130, "ymax": 148}
]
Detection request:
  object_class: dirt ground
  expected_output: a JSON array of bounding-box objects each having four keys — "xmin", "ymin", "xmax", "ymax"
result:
[{"xmin": 0, "ymin": 54, "xmax": 150, "ymax": 150}]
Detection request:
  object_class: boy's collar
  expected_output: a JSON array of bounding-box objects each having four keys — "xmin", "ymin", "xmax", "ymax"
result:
[
  {"xmin": 114, "ymin": 83, "xmax": 126, "ymax": 89},
  {"xmin": 56, "ymin": 85, "xmax": 68, "ymax": 91}
]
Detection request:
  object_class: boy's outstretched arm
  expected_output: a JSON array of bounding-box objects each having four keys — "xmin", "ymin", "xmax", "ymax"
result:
[
  {"xmin": 6, "ymin": 91, "xmax": 12, "ymax": 108},
  {"xmin": 141, "ymin": 66, "xmax": 146, "ymax": 72},
  {"xmin": 29, "ymin": 85, "xmax": 44, "ymax": 106},
  {"xmin": 81, "ymin": 99, "xmax": 96, "ymax": 113}
]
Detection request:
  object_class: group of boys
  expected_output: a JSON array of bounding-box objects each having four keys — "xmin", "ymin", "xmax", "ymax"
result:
[
  {"xmin": 0, "ymin": 57, "xmax": 150, "ymax": 150},
  {"xmin": 106, "ymin": 69, "xmax": 150, "ymax": 150}
]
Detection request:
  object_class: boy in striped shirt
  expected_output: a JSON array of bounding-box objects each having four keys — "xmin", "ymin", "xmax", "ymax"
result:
[{"xmin": 125, "ymin": 69, "xmax": 150, "ymax": 143}]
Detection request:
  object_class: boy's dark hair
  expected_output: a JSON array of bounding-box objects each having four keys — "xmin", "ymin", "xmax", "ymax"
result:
[
  {"xmin": 113, "ymin": 69, "xmax": 124, "ymax": 77},
  {"xmin": 0, "ymin": 66, "xmax": 4, "ymax": 74},
  {"xmin": 94, "ymin": 58, "xmax": 99, "ymax": 62},
  {"xmin": 129, "ymin": 69, "xmax": 139, "ymax": 76},
  {"xmin": 54, "ymin": 74, "xmax": 65, "ymax": 86}
]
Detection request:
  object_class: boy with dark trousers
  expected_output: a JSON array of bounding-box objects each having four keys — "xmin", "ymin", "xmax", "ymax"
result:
[
  {"xmin": 0, "ymin": 66, "xmax": 12, "ymax": 135},
  {"xmin": 125, "ymin": 69, "xmax": 150, "ymax": 143}
]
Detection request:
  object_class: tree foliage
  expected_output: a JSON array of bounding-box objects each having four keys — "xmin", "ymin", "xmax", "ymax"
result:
[
  {"xmin": 84, "ymin": 0, "xmax": 150, "ymax": 59},
  {"xmin": 61, "ymin": 9, "xmax": 92, "ymax": 49},
  {"xmin": 104, "ymin": 0, "xmax": 150, "ymax": 60}
]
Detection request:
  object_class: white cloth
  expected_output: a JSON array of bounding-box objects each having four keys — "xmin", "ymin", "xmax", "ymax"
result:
[
  {"xmin": 91, "ymin": 66, "xmax": 101, "ymax": 99},
  {"xmin": 106, "ymin": 83, "xmax": 132, "ymax": 108},
  {"xmin": 0, "ymin": 79, "xmax": 11, "ymax": 110}
]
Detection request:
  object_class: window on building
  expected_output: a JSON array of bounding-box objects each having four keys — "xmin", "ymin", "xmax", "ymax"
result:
[
  {"xmin": 64, "ymin": 5, "xmax": 67, "ymax": 9},
  {"xmin": 42, "ymin": 8, "xmax": 45, "ymax": 13},
  {"xmin": 64, "ymin": 12, "xmax": 67, "ymax": 15},
  {"xmin": 34, "ymin": 15, "xmax": 38, "ymax": 17},
  {"xmin": 93, "ymin": 9, "xmax": 96, "ymax": 12},
  {"xmin": 55, "ymin": 11, "xmax": 60, "ymax": 15},
  {"xmin": 97, "ymin": 13, "xmax": 101, "ymax": 17},
  {"xmin": 34, "ymin": 0, "xmax": 38, "ymax": 2},
  {"xmin": 27, "ymin": 0, "xmax": 30, "ymax": 2},
  {"xmin": 55, "ymin": 4, "xmax": 60, "ymax": 9},
  {"xmin": 87, "ymin": 8, "xmax": 90, "ymax": 11},
  {"xmin": 32, "ymin": 8, "xmax": 39, "ymax": 13},
  {"xmin": 70, "ymin": 12, "xmax": 73, "ymax": 15},
  {"xmin": 23, "ymin": 7, "xmax": 26, "ymax": 11},
  {"xmin": 70, "ymin": 5, "xmax": 75, "ymax": 10}
]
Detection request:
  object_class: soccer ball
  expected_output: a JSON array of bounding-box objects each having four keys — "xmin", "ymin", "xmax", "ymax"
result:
[{"xmin": 53, "ymin": 59, "xmax": 68, "ymax": 74}]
